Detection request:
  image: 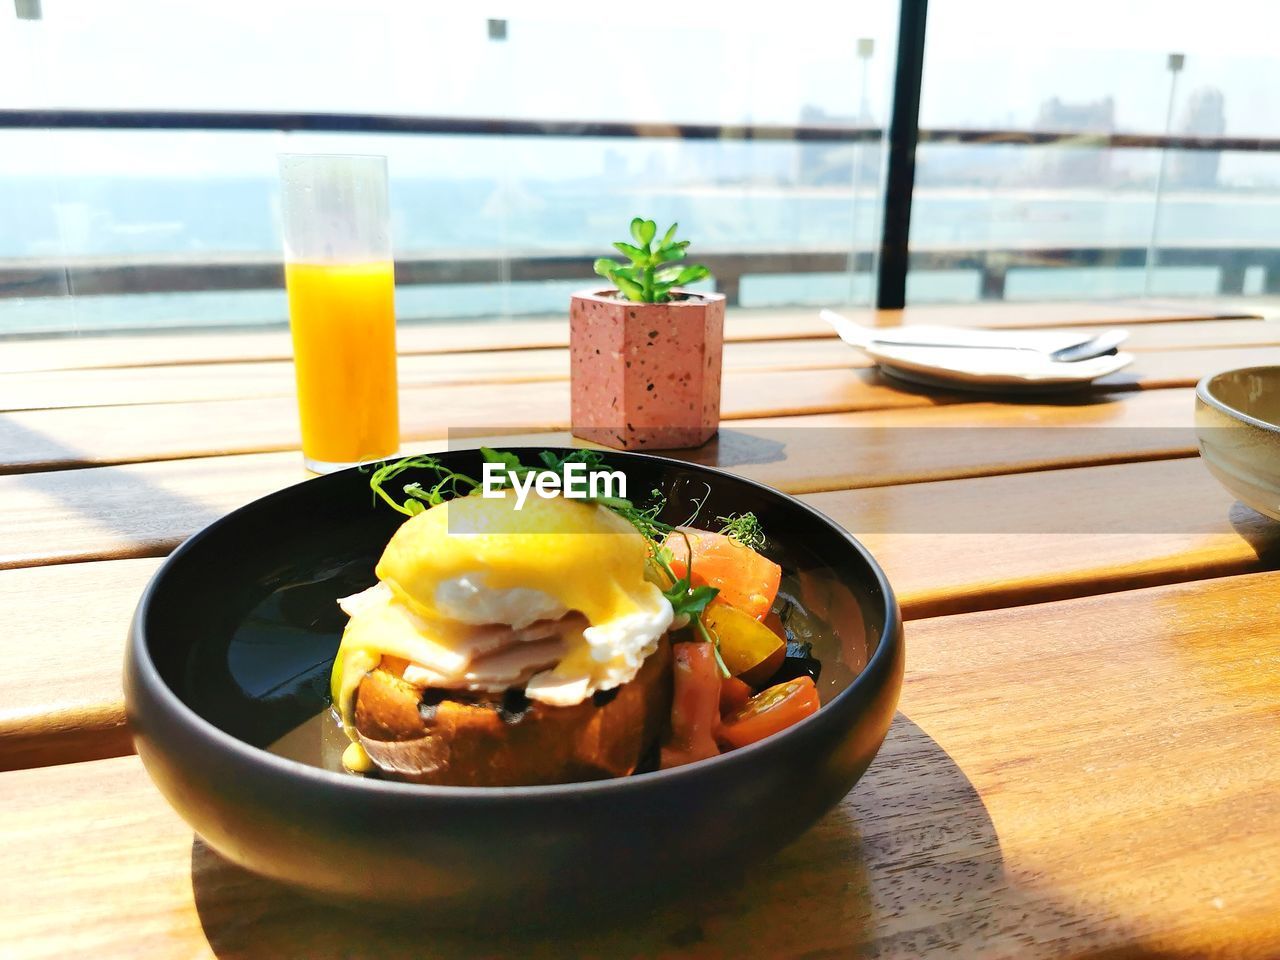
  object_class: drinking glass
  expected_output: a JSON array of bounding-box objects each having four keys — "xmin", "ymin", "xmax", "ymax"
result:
[{"xmin": 279, "ymin": 154, "xmax": 400, "ymax": 473}]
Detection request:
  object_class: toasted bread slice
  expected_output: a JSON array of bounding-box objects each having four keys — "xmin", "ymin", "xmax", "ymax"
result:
[{"xmin": 353, "ymin": 637, "xmax": 673, "ymax": 786}]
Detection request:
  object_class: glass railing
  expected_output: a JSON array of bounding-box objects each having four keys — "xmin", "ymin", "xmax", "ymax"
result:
[
  {"xmin": 2, "ymin": 2, "xmax": 1277, "ymax": 336},
  {"xmin": 1, "ymin": 113, "xmax": 1276, "ymax": 336}
]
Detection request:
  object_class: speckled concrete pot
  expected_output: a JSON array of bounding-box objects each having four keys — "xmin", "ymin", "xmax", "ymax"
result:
[{"xmin": 570, "ymin": 289, "xmax": 725, "ymax": 450}]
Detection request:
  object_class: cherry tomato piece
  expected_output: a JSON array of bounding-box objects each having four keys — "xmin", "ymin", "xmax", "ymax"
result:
[
  {"xmin": 717, "ymin": 675, "xmax": 820, "ymax": 750},
  {"xmin": 718, "ymin": 676, "xmax": 754, "ymax": 715},
  {"xmin": 703, "ymin": 600, "xmax": 786, "ymax": 687},
  {"xmin": 660, "ymin": 642, "xmax": 722, "ymax": 769},
  {"xmin": 663, "ymin": 528, "xmax": 781, "ymax": 620}
]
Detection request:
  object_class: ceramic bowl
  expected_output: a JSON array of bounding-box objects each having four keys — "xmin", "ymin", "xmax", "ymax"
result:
[
  {"xmin": 123, "ymin": 448, "xmax": 904, "ymax": 921},
  {"xmin": 1196, "ymin": 366, "xmax": 1280, "ymax": 521}
]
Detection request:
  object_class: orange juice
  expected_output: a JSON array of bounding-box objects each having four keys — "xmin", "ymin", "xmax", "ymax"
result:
[{"xmin": 285, "ymin": 261, "xmax": 399, "ymax": 467}]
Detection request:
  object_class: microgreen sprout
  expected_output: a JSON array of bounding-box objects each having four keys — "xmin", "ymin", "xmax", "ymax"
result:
[
  {"xmin": 605, "ymin": 487, "xmax": 669, "ymax": 544},
  {"xmin": 716, "ymin": 511, "xmax": 765, "ymax": 550},
  {"xmin": 593, "ymin": 218, "xmax": 711, "ymax": 304},
  {"xmin": 368, "ymin": 455, "xmax": 479, "ymax": 516}
]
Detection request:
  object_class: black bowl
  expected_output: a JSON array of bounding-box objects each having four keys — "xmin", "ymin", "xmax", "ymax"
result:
[{"xmin": 124, "ymin": 448, "xmax": 903, "ymax": 919}]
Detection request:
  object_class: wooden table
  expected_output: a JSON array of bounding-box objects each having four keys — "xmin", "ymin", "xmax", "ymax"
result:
[{"xmin": 3, "ymin": 302, "xmax": 1279, "ymax": 959}]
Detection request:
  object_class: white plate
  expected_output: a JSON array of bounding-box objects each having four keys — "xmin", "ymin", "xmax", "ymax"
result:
[{"xmin": 823, "ymin": 317, "xmax": 1134, "ymax": 393}]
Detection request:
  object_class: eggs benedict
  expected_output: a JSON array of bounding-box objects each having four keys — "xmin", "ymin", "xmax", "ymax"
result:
[{"xmin": 331, "ymin": 489, "xmax": 675, "ymax": 786}]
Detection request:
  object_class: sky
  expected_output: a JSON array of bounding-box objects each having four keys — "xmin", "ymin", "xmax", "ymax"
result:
[{"xmin": 0, "ymin": 0, "xmax": 1276, "ymax": 178}]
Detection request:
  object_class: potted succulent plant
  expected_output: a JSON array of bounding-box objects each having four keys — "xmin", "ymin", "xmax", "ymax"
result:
[{"xmin": 570, "ymin": 218, "xmax": 724, "ymax": 450}]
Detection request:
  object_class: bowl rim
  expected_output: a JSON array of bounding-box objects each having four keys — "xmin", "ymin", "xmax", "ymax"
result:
[
  {"xmin": 128, "ymin": 447, "xmax": 902, "ymax": 801},
  {"xmin": 1196, "ymin": 365, "xmax": 1280, "ymax": 436}
]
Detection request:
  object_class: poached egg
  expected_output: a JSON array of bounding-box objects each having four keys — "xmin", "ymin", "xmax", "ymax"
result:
[{"xmin": 331, "ymin": 490, "xmax": 673, "ymax": 732}]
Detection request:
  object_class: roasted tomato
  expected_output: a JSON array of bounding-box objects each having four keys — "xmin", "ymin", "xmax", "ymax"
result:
[
  {"xmin": 703, "ymin": 601, "xmax": 786, "ymax": 687},
  {"xmin": 717, "ymin": 675, "xmax": 820, "ymax": 750},
  {"xmin": 663, "ymin": 528, "xmax": 781, "ymax": 620},
  {"xmin": 660, "ymin": 642, "xmax": 722, "ymax": 769},
  {"xmin": 718, "ymin": 675, "xmax": 754, "ymax": 715}
]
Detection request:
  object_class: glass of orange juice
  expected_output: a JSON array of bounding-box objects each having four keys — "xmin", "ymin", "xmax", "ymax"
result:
[{"xmin": 279, "ymin": 154, "xmax": 400, "ymax": 473}]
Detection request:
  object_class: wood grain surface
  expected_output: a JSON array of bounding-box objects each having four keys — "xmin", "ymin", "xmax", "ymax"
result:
[
  {"xmin": 0, "ymin": 387, "xmax": 1202, "ymax": 568},
  {"xmin": 864, "ymin": 297, "xmax": 1262, "ymax": 328},
  {"xmin": 710, "ymin": 386, "xmax": 1199, "ymax": 494},
  {"xmin": 811, "ymin": 456, "xmax": 1280, "ymax": 618},
  {"xmin": 4, "ymin": 338, "xmax": 1279, "ymax": 414},
  {"xmin": 0, "ymin": 365, "xmax": 968, "ymax": 472},
  {"xmin": 2, "ymin": 302, "xmax": 1266, "ymax": 373},
  {"xmin": 1119, "ymin": 317, "xmax": 1280, "ymax": 350},
  {"xmin": 0, "ymin": 337, "xmax": 883, "ymax": 412},
  {"xmin": 0, "ymin": 558, "xmax": 161, "ymax": 770},
  {"xmin": 3, "ymin": 570, "xmax": 1278, "ymax": 959},
  {"xmin": 0, "ymin": 374, "xmax": 1199, "ymax": 477},
  {"xmin": 2, "ymin": 310, "xmax": 829, "ymax": 373},
  {"xmin": 4, "ymin": 321, "xmax": 1267, "ymax": 469}
]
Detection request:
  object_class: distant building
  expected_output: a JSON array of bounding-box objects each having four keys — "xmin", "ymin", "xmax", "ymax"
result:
[
  {"xmin": 1034, "ymin": 96, "xmax": 1115, "ymax": 186},
  {"xmin": 1169, "ymin": 87, "xmax": 1225, "ymax": 188}
]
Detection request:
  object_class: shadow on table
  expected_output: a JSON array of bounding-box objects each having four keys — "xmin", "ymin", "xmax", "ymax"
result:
[
  {"xmin": 871, "ymin": 367, "xmax": 1139, "ymax": 407},
  {"xmin": 189, "ymin": 713, "xmax": 1158, "ymax": 959},
  {"xmin": 679, "ymin": 427, "xmax": 789, "ymax": 470},
  {"xmin": 0, "ymin": 417, "xmax": 228, "ymax": 556},
  {"xmin": 1228, "ymin": 499, "xmax": 1280, "ymax": 561}
]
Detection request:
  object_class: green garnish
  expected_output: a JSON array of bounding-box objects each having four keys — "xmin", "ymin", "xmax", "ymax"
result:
[
  {"xmin": 593, "ymin": 218, "xmax": 711, "ymax": 304},
  {"xmin": 368, "ymin": 448, "xmax": 609, "ymax": 516},
  {"xmin": 647, "ymin": 528, "xmax": 728, "ymax": 676},
  {"xmin": 604, "ymin": 487, "xmax": 668, "ymax": 543},
  {"xmin": 365, "ymin": 451, "xmax": 730, "ymax": 675},
  {"xmin": 717, "ymin": 511, "xmax": 766, "ymax": 550},
  {"xmin": 368, "ymin": 455, "xmax": 479, "ymax": 516}
]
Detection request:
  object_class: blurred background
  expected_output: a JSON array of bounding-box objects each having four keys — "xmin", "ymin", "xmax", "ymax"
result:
[{"xmin": 1, "ymin": 0, "xmax": 1277, "ymax": 336}]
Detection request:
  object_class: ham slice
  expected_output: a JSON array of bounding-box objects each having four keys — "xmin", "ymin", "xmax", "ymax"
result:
[
  {"xmin": 340, "ymin": 582, "xmax": 585, "ymax": 682},
  {"xmin": 400, "ymin": 613, "xmax": 588, "ymax": 691},
  {"xmin": 404, "ymin": 636, "xmax": 567, "ymax": 692}
]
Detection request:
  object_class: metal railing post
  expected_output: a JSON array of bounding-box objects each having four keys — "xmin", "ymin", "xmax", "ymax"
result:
[{"xmin": 875, "ymin": 0, "xmax": 929, "ymax": 310}]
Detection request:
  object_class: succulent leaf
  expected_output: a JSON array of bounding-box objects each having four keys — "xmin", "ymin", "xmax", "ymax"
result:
[
  {"xmin": 613, "ymin": 240, "xmax": 647, "ymax": 263},
  {"xmin": 613, "ymin": 273, "xmax": 646, "ymax": 301},
  {"xmin": 600, "ymin": 219, "xmax": 711, "ymax": 302}
]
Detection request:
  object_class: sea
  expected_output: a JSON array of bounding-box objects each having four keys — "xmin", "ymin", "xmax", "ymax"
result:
[{"xmin": 3, "ymin": 173, "xmax": 1279, "ymax": 337}]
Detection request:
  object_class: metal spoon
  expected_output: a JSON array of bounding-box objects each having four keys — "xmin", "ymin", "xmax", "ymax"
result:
[{"xmin": 1045, "ymin": 328, "xmax": 1129, "ymax": 362}]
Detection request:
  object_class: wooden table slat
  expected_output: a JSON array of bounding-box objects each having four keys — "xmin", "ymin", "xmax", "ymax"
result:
[
  {"xmin": 1, "ymin": 364, "xmax": 976, "ymax": 473},
  {"xmin": 1, "ymin": 374, "xmax": 1195, "ymax": 479},
  {"xmin": 2, "ymin": 302, "xmax": 1268, "ymax": 374},
  {"xmin": 4, "ymin": 337, "xmax": 1279, "ymax": 415},
  {"xmin": 0, "ymin": 337, "xmax": 872, "ymax": 412},
  {"xmin": 0, "ymin": 558, "xmax": 161, "ymax": 770},
  {"xmin": 0, "ymin": 387, "xmax": 1203, "ymax": 568}
]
